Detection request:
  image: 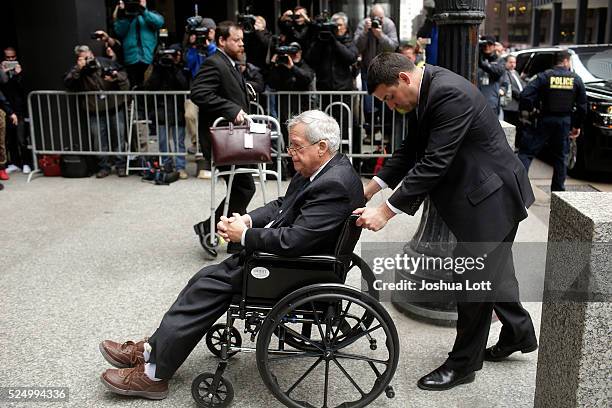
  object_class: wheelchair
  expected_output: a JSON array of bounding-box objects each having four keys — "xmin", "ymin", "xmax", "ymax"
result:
[{"xmin": 191, "ymin": 215, "xmax": 400, "ymax": 408}]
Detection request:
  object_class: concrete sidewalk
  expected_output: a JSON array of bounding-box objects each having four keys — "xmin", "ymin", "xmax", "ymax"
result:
[{"xmin": 0, "ymin": 162, "xmax": 558, "ymax": 408}]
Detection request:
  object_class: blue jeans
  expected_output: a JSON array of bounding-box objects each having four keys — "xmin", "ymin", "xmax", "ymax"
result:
[
  {"xmin": 158, "ymin": 125, "xmax": 186, "ymax": 170},
  {"xmin": 89, "ymin": 111, "xmax": 126, "ymax": 170},
  {"xmin": 517, "ymin": 115, "xmax": 571, "ymax": 191}
]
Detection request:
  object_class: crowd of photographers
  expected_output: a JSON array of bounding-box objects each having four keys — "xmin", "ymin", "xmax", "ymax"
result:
[{"xmin": 0, "ymin": 2, "xmax": 518, "ymax": 187}]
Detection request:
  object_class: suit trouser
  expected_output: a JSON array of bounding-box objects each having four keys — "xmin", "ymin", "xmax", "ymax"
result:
[
  {"xmin": 444, "ymin": 225, "xmax": 536, "ymax": 373},
  {"xmin": 0, "ymin": 110, "xmax": 6, "ymax": 169},
  {"xmin": 148, "ymin": 255, "xmax": 243, "ymax": 379}
]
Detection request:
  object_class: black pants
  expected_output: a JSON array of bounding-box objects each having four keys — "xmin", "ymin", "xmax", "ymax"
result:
[
  {"xmin": 148, "ymin": 255, "xmax": 243, "ymax": 379},
  {"xmin": 444, "ymin": 225, "xmax": 536, "ymax": 373},
  {"xmin": 6, "ymin": 118, "xmax": 32, "ymax": 168},
  {"xmin": 125, "ymin": 62, "xmax": 149, "ymax": 89},
  {"xmin": 211, "ymin": 168, "xmax": 256, "ymax": 225}
]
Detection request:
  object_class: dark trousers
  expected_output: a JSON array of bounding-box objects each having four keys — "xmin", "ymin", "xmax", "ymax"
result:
[
  {"xmin": 444, "ymin": 225, "xmax": 536, "ymax": 373},
  {"xmin": 517, "ymin": 115, "xmax": 571, "ymax": 191},
  {"xmin": 211, "ymin": 168, "xmax": 256, "ymax": 225},
  {"xmin": 6, "ymin": 118, "xmax": 32, "ymax": 167},
  {"xmin": 148, "ymin": 255, "xmax": 243, "ymax": 379},
  {"xmin": 125, "ymin": 62, "xmax": 149, "ymax": 89}
]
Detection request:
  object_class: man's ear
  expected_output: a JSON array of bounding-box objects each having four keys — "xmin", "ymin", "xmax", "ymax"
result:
[{"xmin": 399, "ymin": 71, "xmax": 411, "ymax": 84}]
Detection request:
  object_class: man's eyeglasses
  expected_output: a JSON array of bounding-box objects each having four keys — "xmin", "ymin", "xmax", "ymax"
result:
[{"xmin": 286, "ymin": 140, "xmax": 323, "ymax": 156}]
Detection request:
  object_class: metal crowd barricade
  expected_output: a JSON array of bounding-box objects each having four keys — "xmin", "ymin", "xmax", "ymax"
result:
[
  {"xmin": 27, "ymin": 90, "xmax": 197, "ymax": 182},
  {"xmin": 26, "ymin": 89, "xmax": 410, "ymax": 183}
]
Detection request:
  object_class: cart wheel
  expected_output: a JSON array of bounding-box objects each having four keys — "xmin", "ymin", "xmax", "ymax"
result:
[
  {"xmin": 192, "ymin": 372, "xmax": 234, "ymax": 408},
  {"xmin": 203, "ymin": 233, "xmax": 221, "ymax": 249},
  {"xmin": 206, "ymin": 324, "xmax": 242, "ymax": 358}
]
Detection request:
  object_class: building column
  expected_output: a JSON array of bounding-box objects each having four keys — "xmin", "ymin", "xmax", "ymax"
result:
[
  {"xmin": 594, "ymin": 8, "xmax": 607, "ymax": 43},
  {"xmin": 530, "ymin": 6, "xmax": 541, "ymax": 46},
  {"xmin": 575, "ymin": 0, "xmax": 588, "ymax": 43},
  {"xmin": 607, "ymin": 0, "xmax": 612, "ymax": 43},
  {"xmin": 550, "ymin": 2, "xmax": 562, "ymax": 45}
]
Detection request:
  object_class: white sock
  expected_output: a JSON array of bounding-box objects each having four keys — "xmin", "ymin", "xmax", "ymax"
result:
[
  {"xmin": 143, "ymin": 342, "xmax": 151, "ymax": 362},
  {"xmin": 144, "ymin": 363, "xmax": 163, "ymax": 381}
]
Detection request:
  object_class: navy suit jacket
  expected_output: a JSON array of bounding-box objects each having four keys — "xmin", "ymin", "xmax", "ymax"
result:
[
  {"xmin": 245, "ymin": 154, "xmax": 365, "ymax": 257},
  {"xmin": 377, "ymin": 65, "xmax": 535, "ymax": 244}
]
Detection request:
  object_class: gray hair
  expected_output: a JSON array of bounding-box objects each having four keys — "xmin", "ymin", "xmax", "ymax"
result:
[
  {"xmin": 331, "ymin": 12, "xmax": 348, "ymax": 26},
  {"xmin": 287, "ymin": 110, "xmax": 340, "ymax": 154},
  {"xmin": 74, "ymin": 45, "xmax": 91, "ymax": 55}
]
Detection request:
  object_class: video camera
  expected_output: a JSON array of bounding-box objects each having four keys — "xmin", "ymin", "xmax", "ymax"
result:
[
  {"xmin": 312, "ymin": 11, "xmax": 338, "ymax": 41},
  {"xmin": 186, "ymin": 15, "xmax": 210, "ymax": 45},
  {"xmin": 237, "ymin": 6, "xmax": 257, "ymax": 34},
  {"xmin": 118, "ymin": 0, "xmax": 144, "ymax": 18},
  {"xmin": 156, "ymin": 48, "xmax": 179, "ymax": 68},
  {"xmin": 371, "ymin": 16, "xmax": 383, "ymax": 29},
  {"xmin": 275, "ymin": 44, "xmax": 300, "ymax": 65}
]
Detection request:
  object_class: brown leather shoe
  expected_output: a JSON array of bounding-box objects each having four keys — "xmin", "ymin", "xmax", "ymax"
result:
[
  {"xmin": 101, "ymin": 364, "xmax": 168, "ymax": 400},
  {"xmin": 99, "ymin": 339, "xmax": 146, "ymax": 368}
]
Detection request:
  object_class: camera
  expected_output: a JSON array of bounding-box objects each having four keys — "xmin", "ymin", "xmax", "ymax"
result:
[
  {"xmin": 90, "ymin": 32, "xmax": 105, "ymax": 40},
  {"xmin": 186, "ymin": 16, "xmax": 210, "ymax": 44},
  {"xmin": 275, "ymin": 44, "xmax": 300, "ymax": 65},
  {"xmin": 101, "ymin": 66, "xmax": 116, "ymax": 78},
  {"xmin": 157, "ymin": 48, "xmax": 179, "ymax": 68},
  {"xmin": 237, "ymin": 13, "xmax": 257, "ymax": 34},
  {"xmin": 3, "ymin": 61, "xmax": 19, "ymax": 71},
  {"xmin": 122, "ymin": 0, "xmax": 144, "ymax": 17},
  {"xmin": 82, "ymin": 57, "xmax": 99, "ymax": 74},
  {"xmin": 313, "ymin": 12, "xmax": 337, "ymax": 41},
  {"xmin": 371, "ymin": 16, "xmax": 383, "ymax": 29}
]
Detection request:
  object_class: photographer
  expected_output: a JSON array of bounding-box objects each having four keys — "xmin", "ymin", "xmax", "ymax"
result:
[
  {"xmin": 144, "ymin": 44, "xmax": 189, "ymax": 179},
  {"xmin": 278, "ymin": 6, "xmax": 313, "ymax": 51},
  {"xmin": 183, "ymin": 17, "xmax": 217, "ymax": 80},
  {"xmin": 0, "ymin": 47, "xmax": 32, "ymax": 175},
  {"xmin": 242, "ymin": 15, "xmax": 273, "ymax": 72},
  {"xmin": 113, "ymin": 0, "xmax": 164, "ymax": 88},
  {"xmin": 354, "ymin": 5, "xmax": 398, "ymax": 117},
  {"xmin": 478, "ymin": 35, "xmax": 506, "ymax": 116},
  {"xmin": 237, "ymin": 53, "xmax": 265, "ymax": 95},
  {"xmin": 64, "ymin": 45, "xmax": 130, "ymax": 178},
  {"xmin": 0, "ymin": 91, "xmax": 18, "ymax": 183},
  {"xmin": 307, "ymin": 13, "xmax": 357, "ymax": 91},
  {"xmin": 267, "ymin": 41, "xmax": 314, "ymax": 175},
  {"xmin": 91, "ymin": 30, "xmax": 123, "ymax": 64}
]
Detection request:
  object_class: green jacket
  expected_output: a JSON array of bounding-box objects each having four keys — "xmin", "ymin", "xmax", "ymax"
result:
[{"xmin": 114, "ymin": 9, "xmax": 164, "ymax": 65}]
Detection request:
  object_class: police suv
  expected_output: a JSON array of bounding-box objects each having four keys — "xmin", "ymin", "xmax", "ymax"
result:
[{"xmin": 511, "ymin": 45, "xmax": 612, "ymax": 177}]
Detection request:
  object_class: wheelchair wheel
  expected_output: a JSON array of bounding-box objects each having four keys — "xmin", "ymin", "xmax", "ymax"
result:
[
  {"xmin": 191, "ymin": 372, "xmax": 234, "ymax": 408},
  {"xmin": 256, "ymin": 284, "xmax": 399, "ymax": 408},
  {"xmin": 205, "ymin": 324, "xmax": 242, "ymax": 358},
  {"xmin": 277, "ymin": 254, "xmax": 378, "ymax": 353}
]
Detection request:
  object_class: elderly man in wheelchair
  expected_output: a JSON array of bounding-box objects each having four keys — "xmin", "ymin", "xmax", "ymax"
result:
[{"xmin": 99, "ymin": 110, "xmax": 399, "ymax": 407}]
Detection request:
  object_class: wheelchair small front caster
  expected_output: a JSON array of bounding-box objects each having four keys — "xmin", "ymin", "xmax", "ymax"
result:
[
  {"xmin": 206, "ymin": 324, "xmax": 242, "ymax": 358},
  {"xmin": 385, "ymin": 385, "xmax": 395, "ymax": 399},
  {"xmin": 203, "ymin": 232, "xmax": 221, "ymax": 249},
  {"xmin": 192, "ymin": 372, "xmax": 234, "ymax": 408}
]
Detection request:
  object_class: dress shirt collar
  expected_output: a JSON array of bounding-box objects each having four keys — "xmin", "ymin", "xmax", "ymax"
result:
[
  {"xmin": 217, "ymin": 48, "xmax": 236, "ymax": 68},
  {"xmin": 309, "ymin": 154, "xmax": 335, "ymax": 182},
  {"xmin": 416, "ymin": 65, "xmax": 425, "ymax": 119}
]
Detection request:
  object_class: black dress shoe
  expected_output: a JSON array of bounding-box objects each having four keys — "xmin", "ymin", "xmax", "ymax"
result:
[
  {"xmin": 193, "ymin": 220, "xmax": 217, "ymax": 259},
  {"xmin": 484, "ymin": 341, "xmax": 538, "ymax": 362},
  {"xmin": 417, "ymin": 365, "xmax": 475, "ymax": 391}
]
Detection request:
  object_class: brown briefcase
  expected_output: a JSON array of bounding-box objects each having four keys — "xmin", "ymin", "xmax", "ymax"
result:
[{"xmin": 210, "ymin": 122, "xmax": 272, "ymax": 166}]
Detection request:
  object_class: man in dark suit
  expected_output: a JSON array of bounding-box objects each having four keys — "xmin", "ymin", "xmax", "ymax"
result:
[
  {"xmin": 190, "ymin": 21, "xmax": 254, "ymax": 258},
  {"xmin": 98, "ymin": 110, "xmax": 365, "ymax": 400},
  {"xmin": 355, "ymin": 53, "xmax": 537, "ymax": 390}
]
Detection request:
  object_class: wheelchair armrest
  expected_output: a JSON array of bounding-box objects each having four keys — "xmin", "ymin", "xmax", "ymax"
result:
[{"xmin": 250, "ymin": 251, "xmax": 341, "ymax": 265}]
